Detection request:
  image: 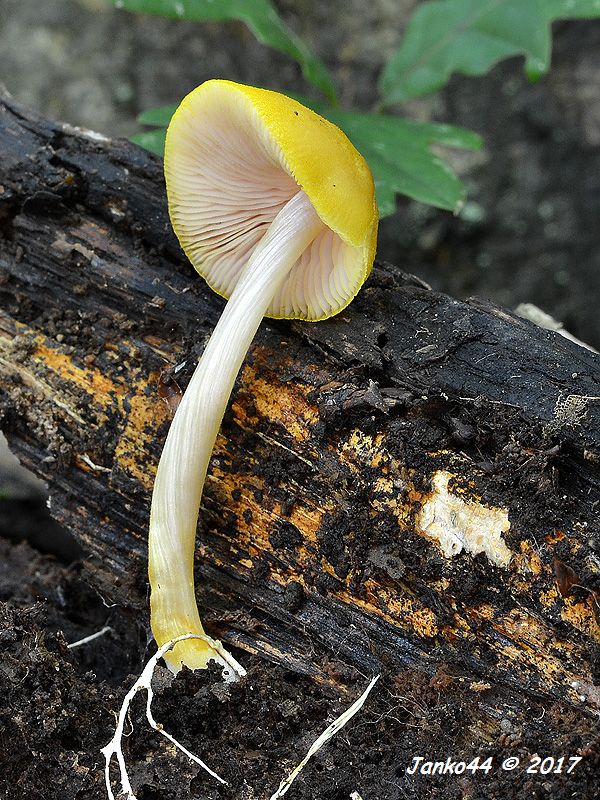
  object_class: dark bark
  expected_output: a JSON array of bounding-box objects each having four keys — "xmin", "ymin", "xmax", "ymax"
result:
[{"xmin": 1, "ymin": 86, "xmax": 599, "ymax": 739}]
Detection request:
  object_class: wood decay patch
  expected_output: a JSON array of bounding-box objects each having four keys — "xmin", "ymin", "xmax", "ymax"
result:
[
  {"xmin": 2, "ymin": 309, "xmax": 597, "ymax": 712},
  {"xmin": 1, "ymin": 290, "xmax": 598, "ymax": 703}
]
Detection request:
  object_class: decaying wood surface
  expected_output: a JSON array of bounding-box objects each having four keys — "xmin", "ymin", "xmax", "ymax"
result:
[{"xmin": 1, "ymin": 88, "xmax": 599, "ymax": 733}]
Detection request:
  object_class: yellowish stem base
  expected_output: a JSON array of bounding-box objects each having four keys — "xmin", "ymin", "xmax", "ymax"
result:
[
  {"xmin": 152, "ymin": 613, "xmax": 245, "ymax": 680},
  {"xmin": 161, "ymin": 632, "xmax": 215, "ymax": 673}
]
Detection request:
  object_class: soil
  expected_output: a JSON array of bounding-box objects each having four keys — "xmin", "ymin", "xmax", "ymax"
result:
[{"xmin": 0, "ymin": 531, "xmax": 598, "ymax": 800}]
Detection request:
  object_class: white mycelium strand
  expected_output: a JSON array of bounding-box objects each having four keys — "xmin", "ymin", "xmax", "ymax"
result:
[
  {"xmin": 269, "ymin": 675, "xmax": 380, "ymax": 799},
  {"xmin": 101, "ymin": 634, "xmax": 235, "ymax": 800},
  {"xmin": 148, "ymin": 191, "xmax": 323, "ymax": 672}
]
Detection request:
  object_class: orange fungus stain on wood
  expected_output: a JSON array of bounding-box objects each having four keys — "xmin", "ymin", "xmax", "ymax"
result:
[
  {"xmin": 114, "ymin": 390, "xmax": 170, "ymax": 488},
  {"xmin": 31, "ymin": 338, "xmax": 124, "ymax": 408},
  {"xmin": 23, "ymin": 333, "xmax": 170, "ymax": 489},
  {"xmin": 237, "ymin": 358, "xmax": 319, "ymax": 443}
]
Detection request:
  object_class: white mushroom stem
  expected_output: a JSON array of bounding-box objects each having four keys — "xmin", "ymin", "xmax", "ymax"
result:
[{"xmin": 149, "ymin": 190, "xmax": 323, "ymax": 675}]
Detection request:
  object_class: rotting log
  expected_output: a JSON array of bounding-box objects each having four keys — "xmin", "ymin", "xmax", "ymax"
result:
[{"xmin": 1, "ymin": 88, "xmax": 599, "ymax": 732}]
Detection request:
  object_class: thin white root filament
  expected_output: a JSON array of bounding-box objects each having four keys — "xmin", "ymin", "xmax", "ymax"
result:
[
  {"xmin": 101, "ymin": 633, "xmax": 238, "ymax": 800},
  {"xmin": 67, "ymin": 625, "xmax": 112, "ymax": 649},
  {"xmin": 269, "ymin": 675, "xmax": 380, "ymax": 800}
]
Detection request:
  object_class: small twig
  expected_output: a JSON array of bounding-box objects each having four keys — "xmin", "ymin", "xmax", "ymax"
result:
[
  {"xmin": 67, "ymin": 625, "xmax": 112, "ymax": 649},
  {"xmin": 80, "ymin": 453, "xmax": 112, "ymax": 473},
  {"xmin": 269, "ymin": 675, "xmax": 380, "ymax": 800},
  {"xmin": 253, "ymin": 430, "xmax": 315, "ymax": 468}
]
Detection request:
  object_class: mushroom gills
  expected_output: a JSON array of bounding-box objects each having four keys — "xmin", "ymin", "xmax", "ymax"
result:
[{"xmin": 148, "ymin": 190, "xmax": 323, "ymax": 674}]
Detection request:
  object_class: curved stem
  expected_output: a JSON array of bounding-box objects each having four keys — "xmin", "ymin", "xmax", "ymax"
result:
[{"xmin": 149, "ymin": 191, "xmax": 322, "ymax": 673}]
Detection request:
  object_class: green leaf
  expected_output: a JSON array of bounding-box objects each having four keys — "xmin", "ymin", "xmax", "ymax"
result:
[
  {"xmin": 528, "ymin": 0, "xmax": 600, "ymax": 78},
  {"xmin": 324, "ymin": 109, "xmax": 482, "ymax": 217},
  {"xmin": 137, "ymin": 104, "xmax": 177, "ymax": 126},
  {"xmin": 113, "ymin": 0, "xmax": 337, "ymax": 103},
  {"xmin": 379, "ymin": 0, "xmax": 600, "ymax": 106},
  {"xmin": 546, "ymin": 0, "xmax": 600, "ymax": 15},
  {"xmin": 130, "ymin": 128, "xmax": 167, "ymax": 155}
]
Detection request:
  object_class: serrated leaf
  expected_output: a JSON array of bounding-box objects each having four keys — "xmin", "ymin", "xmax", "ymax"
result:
[
  {"xmin": 290, "ymin": 95, "xmax": 482, "ymax": 215},
  {"xmin": 130, "ymin": 128, "xmax": 167, "ymax": 155},
  {"xmin": 113, "ymin": 0, "xmax": 337, "ymax": 103},
  {"xmin": 379, "ymin": 0, "xmax": 600, "ymax": 106}
]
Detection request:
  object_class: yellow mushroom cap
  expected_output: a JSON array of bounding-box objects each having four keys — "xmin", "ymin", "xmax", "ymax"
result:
[{"xmin": 164, "ymin": 80, "xmax": 378, "ymax": 321}]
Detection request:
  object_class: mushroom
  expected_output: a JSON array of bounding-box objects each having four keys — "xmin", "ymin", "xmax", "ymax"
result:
[{"xmin": 149, "ymin": 80, "xmax": 378, "ymax": 676}]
